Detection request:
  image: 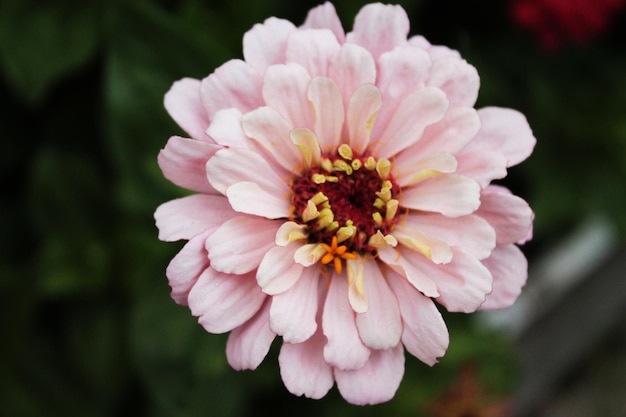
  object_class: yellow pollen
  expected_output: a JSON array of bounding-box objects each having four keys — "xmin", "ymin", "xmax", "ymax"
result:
[
  {"xmin": 321, "ymin": 158, "xmax": 333, "ymax": 173},
  {"xmin": 338, "ymin": 144, "xmax": 354, "ymax": 160},
  {"xmin": 302, "ymin": 200, "xmax": 320, "ymax": 222},
  {"xmin": 351, "ymin": 159, "xmax": 362, "ymax": 171},
  {"xmin": 317, "ymin": 208, "xmax": 334, "ymax": 229},
  {"xmin": 372, "ymin": 212, "xmax": 383, "ymax": 225},
  {"xmin": 325, "ymin": 175, "xmax": 339, "ymax": 182},
  {"xmin": 336, "ymin": 221, "xmax": 357, "ymax": 243},
  {"xmin": 376, "ymin": 158, "xmax": 391, "ymax": 179},
  {"xmin": 386, "ymin": 199, "xmax": 399, "ymax": 222},
  {"xmin": 373, "ymin": 197, "xmax": 385, "ymax": 209},
  {"xmin": 321, "ymin": 236, "xmax": 359, "ymax": 274},
  {"xmin": 312, "ymin": 173, "xmax": 326, "ymax": 184},
  {"xmin": 311, "ymin": 192, "xmax": 328, "ymax": 206},
  {"xmin": 333, "ymin": 159, "xmax": 353, "ymax": 175},
  {"xmin": 364, "ymin": 156, "xmax": 377, "ymax": 170}
]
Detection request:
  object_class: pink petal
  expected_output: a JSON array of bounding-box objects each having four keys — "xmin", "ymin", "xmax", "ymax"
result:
[
  {"xmin": 375, "ymin": 46, "xmax": 431, "ymax": 120},
  {"xmin": 334, "ymin": 343, "xmax": 405, "ymax": 405},
  {"xmin": 243, "ymin": 17, "xmax": 296, "ymax": 73},
  {"xmin": 200, "ymin": 59, "xmax": 263, "ymax": 118},
  {"xmin": 226, "ymin": 298, "xmax": 275, "ymax": 370},
  {"xmin": 463, "ymin": 107, "xmax": 536, "ymax": 167},
  {"xmin": 206, "ymin": 216, "xmax": 280, "ymax": 274},
  {"xmin": 323, "ymin": 272, "xmax": 370, "ymax": 370},
  {"xmin": 165, "ymin": 229, "xmax": 212, "ymax": 305},
  {"xmin": 401, "ymin": 212, "xmax": 496, "ymax": 260},
  {"xmin": 375, "ymin": 87, "xmax": 448, "ymax": 159},
  {"xmin": 430, "ymin": 248, "xmax": 493, "ymax": 313},
  {"xmin": 206, "ymin": 147, "xmax": 288, "ymax": 200},
  {"xmin": 242, "ymin": 106, "xmax": 302, "ymax": 172},
  {"xmin": 301, "ymin": 2, "xmax": 346, "ymax": 43},
  {"xmin": 377, "ymin": 247, "xmax": 440, "ymax": 297},
  {"xmin": 164, "ymin": 78, "xmax": 210, "ymax": 141},
  {"xmin": 226, "ymin": 182, "xmax": 291, "ymax": 219},
  {"xmin": 308, "ymin": 77, "xmax": 344, "ymax": 151},
  {"xmin": 394, "ymin": 152, "xmax": 458, "ymax": 188},
  {"xmin": 346, "ymin": 3, "xmax": 409, "ymax": 60},
  {"xmin": 188, "ymin": 268, "xmax": 266, "ymax": 334},
  {"xmin": 477, "ymin": 186, "xmax": 534, "ymax": 245},
  {"xmin": 346, "ymin": 84, "xmax": 382, "ymax": 154},
  {"xmin": 286, "ymin": 29, "xmax": 341, "ymax": 77},
  {"xmin": 395, "ymin": 107, "xmax": 481, "ymax": 165},
  {"xmin": 278, "ymin": 326, "xmax": 334, "ymax": 400},
  {"xmin": 480, "ymin": 244, "xmax": 528, "ymax": 310},
  {"xmin": 401, "ymin": 174, "xmax": 481, "ymax": 217},
  {"xmin": 154, "ymin": 194, "xmax": 236, "ymax": 242},
  {"xmin": 355, "ymin": 259, "xmax": 402, "ymax": 350},
  {"xmin": 427, "ymin": 57, "xmax": 480, "ymax": 108},
  {"xmin": 455, "ymin": 149, "xmax": 508, "ymax": 188},
  {"xmin": 207, "ymin": 108, "xmax": 255, "ymax": 150},
  {"xmin": 262, "ymin": 63, "xmax": 313, "ymax": 128},
  {"xmin": 386, "ymin": 269, "xmax": 449, "ymax": 366},
  {"xmin": 270, "ymin": 266, "xmax": 319, "ymax": 343},
  {"xmin": 391, "ymin": 228, "xmax": 453, "ymax": 265},
  {"xmin": 157, "ymin": 136, "xmax": 221, "ymax": 194},
  {"xmin": 256, "ymin": 243, "xmax": 304, "ymax": 295},
  {"xmin": 328, "ymin": 44, "xmax": 377, "ymax": 113}
]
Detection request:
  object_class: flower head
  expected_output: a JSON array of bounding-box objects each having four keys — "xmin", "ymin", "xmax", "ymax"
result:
[{"xmin": 155, "ymin": 2, "xmax": 536, "ymax": 405}]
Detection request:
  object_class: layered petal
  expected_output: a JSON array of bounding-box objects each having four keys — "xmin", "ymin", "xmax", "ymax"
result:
[
  {"xmin": 286, "ymin": 29, "xmax": 341, "ymax": 77},
  {"xmin": 256, "ymin": 243, "xmax": 304, "ymax": 295},
  {"xmin": 226, "ymin": 298, "xmax": 275, "ymax": 370},
  {"xmin": 206, "ymin": 216, "xmax": 280, "ymax": 274},
  {"xmin": 154, "ymin": 194, "xmax": 236, "ymax": 241},
  {"xmin": 157, "ymin": 136, "xmax": 221, "ymax": 194},
  {"xmin": 329, "ymin": 43, "xmax": 377, "ymax": 113},
  {"xmin": 301, "ymin": 2, "xmax": 346, "ymax": 43},
  {"xmin": 335, "ymin": 343, "xmax": 405, "ymax": 405},
  {"xmin": 243, "ymin": 17, "xmax": 296, "ymax": 73},
  {"xmin": 164, "ymin": 78, "xmax": 209, "ymax": 141},
  {"xmin": 165, "ymin": 229, "xmax": 212, "ymax": 305},
  {"xmin": 269, "ymin": 266, "xmax": 319, "ymax": 343},
  {"xmin": 262, "ymin": 63, "xmax": 313, "ymax": 128},
  {"xmin": 463, "ymin": 107, "xmax": 536, "ymax": 167},
  {"xmin": 323, "ymin": 272, "xmax": 370, "ymax": 370},
  {"xmin": 477, "ymin": 185, "xmax": 534, "ymax": 244},
  {"xmin": 427, "ymin": 57, "xmax": 480, "ymax": 108},
  {"xmin": 279, "ymin": 325, "xmax": 334, "ymax": 400},
  {"xmin": 387, "ymin": 269, "xmax": 449, "ymax": 365},
  {"xmin": 200, "ymin": 59, "xmax": 263, "ymax": 118},
  {"xmin": 480, "ymin": 244, "xmax": 528, "ymax": 310},
  {"xmin": 355, "ymin": 259, "xmax": 402, "ymax": 350},
  {"xmin": 347, "ymin": 3, "xmax": 410, "ymax": 60},
  {"xmin": 401, "ymin": 174, "xmax": 481, "ymax": 217},
  {"xmin": 375, "ymin": 87, "xmax": 449, "ymax": 158},
  {"xmin": 346, "ymin": 84, "xmax": 382, "ymax": 153},
  {"xmin": 401, "ymin": 212, "xmax": 496, "ymax": 260},
  {"xmin": 188, "ymin": 268, "xmax": 266, "ymax": 334},
  {"xmin": 308, "ymin": 76, "xmax": 344, "ymax": 150}
]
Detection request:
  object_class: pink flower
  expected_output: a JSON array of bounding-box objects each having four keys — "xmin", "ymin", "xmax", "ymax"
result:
[{"xmin": 155, "ymin": 2, "xmax": 535, "ymax": 405}]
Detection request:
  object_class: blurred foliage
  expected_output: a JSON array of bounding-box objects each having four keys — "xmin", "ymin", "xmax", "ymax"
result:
[{"xmin": 1, "ymin": 0, "xmax": 625, "ymax": 416}]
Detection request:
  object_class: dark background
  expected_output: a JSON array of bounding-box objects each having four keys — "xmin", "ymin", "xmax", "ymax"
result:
[{"xmin": 2, "ymin": 0, "xmax": 625, "ymax": 416}]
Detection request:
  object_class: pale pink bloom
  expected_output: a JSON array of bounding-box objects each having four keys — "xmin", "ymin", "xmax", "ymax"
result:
[{"xmin": 155, "ymin": 2, "xmax": 535, "ymax": 405}]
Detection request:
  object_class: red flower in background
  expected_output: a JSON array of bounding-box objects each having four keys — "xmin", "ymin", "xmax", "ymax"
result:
[{"xmin": 511, "ymin": 0, "xmax": 625, "ymax": 48}]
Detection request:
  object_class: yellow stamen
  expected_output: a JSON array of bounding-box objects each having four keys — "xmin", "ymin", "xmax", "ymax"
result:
[
  {"xmin": 376, "ymin": 158, "xmax": 391, "ymax": 179},
  {"xmin": 321, "ymin": 158, "xmax": 333, "ymax": 173},
  {"xmin": 351, "ymin": 159, "xmax": 362, "ymax": 171},
  {"xmin": 317, "ymin": 208, "xmax": 334, "ymax": 229},
  {"xmin": 372, "ymin": 212, "xmax": 383, "ymax": 225},
  {"xmin": 336, "ymin": 222, "xmax": 357, "ymax": 243},
  {"xmin": 312, "ymin": 173, "xmax": 326, "ymax": 184},
  {"xmin": 302, "ymin": 200, "xmax": 320, "ymax": 222},
  {"xmin": 311, "ymin": 192, "xmax": 328, "ymax": 206},
  {"xmin": 385, "ymin": 199, "xmax": 399, "ymax": 223},
  {"xmin": 325, "ymin": 175, "xmax": 338, "ymax": 182},
  {"xmin": 364, "ymin": 156, "xmax": 377, "ymax": 170},
  {"xmin": 338, "ymin": 144, "xmax": 353, "ymax": 160},
  {"xmin": 333, "ymin": 159, "xmax": 353, "ymax": 175}
]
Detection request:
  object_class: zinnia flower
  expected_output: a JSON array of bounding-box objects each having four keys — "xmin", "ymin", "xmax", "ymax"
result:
[{"xmin": 155, "ymin": 2, "xmax": 535, "ymax": 405}]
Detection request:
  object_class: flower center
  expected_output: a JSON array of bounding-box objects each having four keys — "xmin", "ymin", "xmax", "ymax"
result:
[{"xmin": 291, "ymin": 144, "xmax": 401, "ymax": 270}]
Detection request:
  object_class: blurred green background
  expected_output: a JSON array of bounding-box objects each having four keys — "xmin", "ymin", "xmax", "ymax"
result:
[{"xmin": 1, "ymin": 0, "xmax": 625, "ymax": 416}]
